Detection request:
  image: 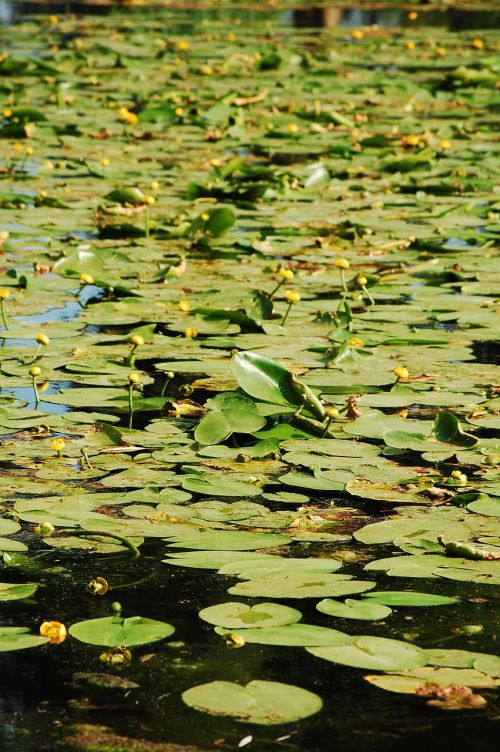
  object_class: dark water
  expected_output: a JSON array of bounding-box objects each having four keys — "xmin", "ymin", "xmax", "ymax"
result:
[{"xmin": 1, "ymin": 536, "xmax": 498, "ymax": 752}]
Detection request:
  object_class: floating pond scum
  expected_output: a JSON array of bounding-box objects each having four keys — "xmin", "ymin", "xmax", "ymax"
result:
[{"xmin": 0, "ymin": 3, "xmax": 499, "ymax": 751}]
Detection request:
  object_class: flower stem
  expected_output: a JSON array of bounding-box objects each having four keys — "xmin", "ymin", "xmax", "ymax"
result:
[
  {"xmin": 52, "ymin": 528, "xmax": 140, "ymax": 559},
  {"xmin": 362, "ymin": 284, "xmax": 375, "ymax": 305},
  {"xmin": 32, "ymin": 376, "xmax": 40, "ymax": 407},
  {"xmin": 128, "ymin": 382, "xmax": 134, "ymax": 429},
  {"xmin": 281, "ymin": 301, "xmax": 293, "ymax": 326},
  {"xmin": 0, "ymin": 300, "xmax": 8, "ymax": 330},
  {"xmin": 340, "ymin": 269, "xmax": 348, "ymax": 293}
]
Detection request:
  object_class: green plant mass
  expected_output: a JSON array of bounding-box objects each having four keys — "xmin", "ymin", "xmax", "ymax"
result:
[{"xmin": 0, "ymin": 4, "xmax": 498, "ymax": 751}]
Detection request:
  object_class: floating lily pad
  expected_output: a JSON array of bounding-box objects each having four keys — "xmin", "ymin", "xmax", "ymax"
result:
[
  {"xmin": 199, "ymin": 602, "xmax": 301, "ymax": 629},
  {"xmin": 182, "ymin": 680, "xmax": 323, "ymax": 725}
]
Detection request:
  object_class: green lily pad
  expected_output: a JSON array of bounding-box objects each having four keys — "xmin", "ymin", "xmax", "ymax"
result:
[
  {"xmin": 308, "ymin": 636, "xmax": 428, "ymax": 671},
  {"xmin": 317, "ymin": 598, "xmax": 392, "ymax": 621},
  {"xmin": 69, "ymin": 616, "xmax": 175, "ymax": 647},
  {"xmin": 182, "ymin": 679, "xmax": 323, "ymax": 725},
  {"xmin": 199, "ymin": 602, "xmax": 301, "ymax": 629}
]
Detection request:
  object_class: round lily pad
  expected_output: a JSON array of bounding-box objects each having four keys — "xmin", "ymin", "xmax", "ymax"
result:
[
  {"xmin": 362, "ymin": 591, "xmax": 459, "ymax": 607},
  {"xmin": 199, "ymin": 602, "xmax": 301, "ymax": 629},
  {"xmin": 308, "ymin": 635, "xmax": 428, "ymax": 671},
  {"xmin": 182, "ymin": 680, "xmax": 323, "ymax": 725},
  {"xmin": 317, "ymin": 598, "xmax": 392, "ymax": 621}
]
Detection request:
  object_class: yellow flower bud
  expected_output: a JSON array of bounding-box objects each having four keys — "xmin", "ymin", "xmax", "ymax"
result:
[
  {"xmin": 471, "ymin": 38, "xmax": 483, "ymax": 49},
  {"xmin": 348, "ymin": 336, "xmax": 365, "ymax": 348},
  {"xmin": 393, "ymin": 366, "xmax": 409, "ymax": 380},
  {"xmin": 408, "ymin": 11, "xmax": 418, "ymax": 20},
  {"xmin": 178, "ymin": 300, "xmax": 190, "ymax": 313},
  {"xmin": 334, "ymin": 258, "xmax": 350, "ymax": 270},
  {"xmin": 175, "ymin": 107, "xmax": 185, "ymax": 117},
  {"xmin": 143, "ymin": 195, "xmax": 155, "ymax": 206},
  {"xmin": 176, "ymin": 40, "xmax": 189, "ymax": 51},
  {"xmin": 100, "ymin": 647, "xmax": 132, "ymax": 666},
  {"xmin": 356, "ymin": 276, "xmax": 368, "ymax": 287},
  {"xmin": 36, "ymin": 333, "xmax": 51, "ymax": 346},
  {"xmin": 284, "ymin": 290, "xmax": 301, "ymax": 303},
  {"xmin": 51, "ymin": 438, "xmax": 66, "ymax": 453},
  {"xmin": 86, "ymin": 576, "xmax": 109, "ymax": 596},
  {"xmin": 406, "ymin": 40, "xmax": 415, "ymax": 50},
  {"xmin": 326, "ymin": 407, "xmax": 339, "ymax": 419},
  {"xmin": 150, "ymin": 180, "xmax": 160, "ymax": 191},
  {"xmin": 200, "ymin": 212, "xmax": 210, "ymax": 222},
  {"xmin": 2, "ymin": 108, "xmax": 12, "ymax": 118},
  {"xmin": 403, "ymin": 134, "xmax": 420, "ymax": 147},
  {"xmin": 130, "ymin": 334, "xmax": 145, "ymax": 347},
  {"xmin": 40, "ymin": 620, "xmax": 67, "ymax": 644},
  {"xmin": 99, "ymin": 157, "xmax": 109, "ymax": 167},
  {"xmin": 351, "ymin": 29, "xmax": 364, "ymax": 40},
  {"xmin": 128, "ymin": 372, "xmax": 141, "ymax": 384},
  {"xmin": 0, "ymin": 288, "xmax": 10, "ymax": 299},
  {"xmin": 184, "ymin": 327, "xmax": 197, "ymax": 339},
  {"xmin": 80, "ymin": 273, "xmax": 95, "ymax": 285},
  {"xmin": 439, "ymin": 138, "xmax": 452, "ymax": 150},
  {"xmin": 279, "ymin": 268, "xmax": 294, "ymax": 281},
  {"xmin": 287, "ymin": 123, "xmax": 299, "ymax": 134},
  {"xmin": 29, "ymin": 366, "xmax": 42, "ymax": 377}
]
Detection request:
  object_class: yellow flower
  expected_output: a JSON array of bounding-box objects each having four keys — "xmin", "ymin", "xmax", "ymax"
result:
[
  {"xmin": 0, "ymin": 288, "xmax": 10, "ymax": 299},
  {"xmin": 200, "ymin": 65, "xmax": 213, "ymax": 76},
  {"xmin": 80, "ymin": 273, "xmax": 95, "ymax": 285},
  {"xmin": 176, "ymin": 40, "xmax": 189, "ymax": 52},
  {"xmin": 285, "ymin": 290, "xmax": 301, "ymax": 303},
  {"xmin": 2, "ymin": 108, "xmax": 12, "ymax": 118},
  {"xmin": 278, "ymin": 267, "xmax": 294, "ymax": 281},
  {"xmin": 406, "ymin": 40, "xmax": 415, "ymax": 50},
  {"xmin": 439, "ymin": 138, "xmax": 452, "ymax": 150},
  {"xmin": 175, "ymin": 107, "xmax": 185, "ymax": 117},
  {"xmin": 471, "ymin": 38, "xmax": 483, "ymax": 49},
  {"xmin": 86, "ymin": 576, "xmax": 109, "ymax": 596},
  {"xmin": 14, "ymin": 142, "xmax": 23, "ymax": 154},
  {"xmin": 43, "ymin": 160, "xmax": 54, "ymax": 170},
  {"xmin": 178, "ymin": 300, "xmax": 190, "ymax": 313},
  {"xmin": 100, "ymin": 647, "xmax": 132, "ymax": 667},
  {"xmin": 287, "ymin": 123, "xmax": 299, "ymax": 134},
  {"xmin": 408, "ymin": 11, "xmax": 418, "ymax": 21},
  {"xmin": 40, "ymin": 620, "xmax": 67, "ymax": 644},
  {"xmin": 184, "ymin": 327, "xmax": 197, "ymax": 339},
  {"xmin": 227, "ymin": 32, "xmax": 236, "ymax": 43},
  {"xmin": 143, "ymin": 195, "xmax": 155, "ymax": 206},
  {"xmin": 348, "ymin": 336, "xmax": 365, "ymax": 348},
  {"xmin": 403, "ymin": 134, "xmax": 420, "ymax": 147},
  {"xmin": 351, "ymin": 29, "xmax": 364, "ymax": 40},
  {"xmin": 99, "ymin": 157, "xmax": 109, "ymax": 167},
  {"xmin": 36, "ymin": 333, "xmax": 50, "ymax": 346},
  {"xmin": 436, "ymin": 47, "xmax": 447, "ymax": 57},
  {"xmin": 356, "ymin": 275, "xmax": 368, "ymax": 287},
  {"xmin": 128, "ymin": 372, "xmax": 141, "ymax": 384},
  {"xmin": 150, "ymin": 180, "xmax": 160, "ymax": 191},
  {"xmin": 334, "ymin": 258, "xmax": 350, "ymax": 270},
  {"xmin": 118, "ymin": 107, "xmax": 138, "ymax": 126},
  {"xmin": 326, "ymin": 407, "xmax": 339, "ymax": 419},
  {"xmin": 200, "ymin": 212, "xmax": 210, "ymax": 222},
  {"xmin": 49, "ymin": 15, "xmax": 59, "ymax": 25},
  {"xmin": 29, "ymin": 366, "xmax": 42, "ymax": 377},
  {"xmin": 130, "ymin": 334, "xmax": 145, "ymax": 347},
  {"xmin": 393, "ymin": 366, "xmax": 409, "ymax": 380},
  {"xmin": 51, "ymin": 438, "xmax": 66, "ymax": 453}
]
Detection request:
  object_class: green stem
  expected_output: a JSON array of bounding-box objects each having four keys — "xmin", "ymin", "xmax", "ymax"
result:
[
  {"xmin": 0, "ymin": 300, "xmax": 8, "ymax": 330},
  {"xmin": 362, "ymin": 284, "xmax": 375, "ymax": 306},
  {"xmin": 340, "ymin": 269, "xmax": 348, "ymax": 293},
  {"xmin": 32, "ymin": 376, "xmax": 40, "ymax": 407},
  {"xmin": 128, "ymin": 383, "xmax": 134, "ymax": 429},
  {"xmin": 145, "ymin": 205, "xmax": 150, "ymax": 238},
  {"xmin": 160, "ymin": 372, "xmax": 173, "ymax": 397},
  {"xmin": 124, "ymin": 345, "xmax": 137, "ymax": 368},
  {"xmin": 321, "ymin": 416, "xmax": 334, "ymax": 438},
  {"xmin": 52, "ymin": 528, "xmax": 140, "ymax": 559},
  {"xmin": 269, "ymin": 278, "xmax": 284, "ymax": 298},
  {"xmin": 281, "ymin": 301, "xmax": 293, "ymax": 326}
]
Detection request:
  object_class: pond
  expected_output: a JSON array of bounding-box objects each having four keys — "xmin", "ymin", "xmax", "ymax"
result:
[{"xmin": 0, "ymin": 4, "xmax": 499, "ymax": 751}]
